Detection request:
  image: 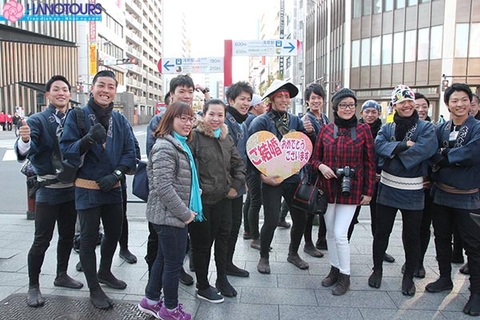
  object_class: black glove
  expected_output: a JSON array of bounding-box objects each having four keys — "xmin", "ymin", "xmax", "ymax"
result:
[
  {"xmin": 86, "ymin": 123, "xmax": 107, "ymax": 143},
  {"xmin": 96, "ymin": 174, "xmax": 119, "ymax": 192}
]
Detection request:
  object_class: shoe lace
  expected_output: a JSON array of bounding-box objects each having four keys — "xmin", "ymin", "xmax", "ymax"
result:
[{"xmin": 172, "ymin": 304, "xmax": 188, "ymax": 319}]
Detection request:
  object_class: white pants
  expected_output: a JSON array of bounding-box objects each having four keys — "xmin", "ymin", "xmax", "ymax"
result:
[{"xmin": 324, "ymin": 203, "xmax": 356, "ymax": 275}]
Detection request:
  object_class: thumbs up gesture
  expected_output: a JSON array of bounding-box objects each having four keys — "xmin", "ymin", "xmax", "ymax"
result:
[
  {"xmin": 303, "ymin": 116, "xmax": 313, "ymax": 133},
  {"xmin": 19, "ymin": 119, "xmax": 31, "ymax": 143}
]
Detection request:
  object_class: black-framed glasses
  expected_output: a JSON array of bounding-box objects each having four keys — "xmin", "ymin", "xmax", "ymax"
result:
[
  {"xmin": 338, "ymin": 103, "xmax": 357, "ymax": 110},
  {"xmin": 176, "ymin": 115, "xmax": 195, "ymax": 123}
]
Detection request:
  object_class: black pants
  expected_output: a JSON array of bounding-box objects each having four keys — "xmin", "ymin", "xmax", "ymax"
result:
[
  {"xmin": 189, "ymin": 198, "xmax": 232, "ymax": 290},
  {"xmin": 431, "ymin": 203, "xmax": 480, "ymax": 293},
  {"xmin": 119, "ymin": 187, "xmax": 129, "ymax": 250},
  {"xmin": 78, "ymin": 203, "xmax": 123, "ymax": 289},
  {"xmin": 227, "ymin": 197, "xmax": 243, "ymax": 264},
  {"xmin": 349, "ymin": 181, "xmax": 378, "ymax": 241},
  {"xmin": 245, "ymin": 172, "xmax": 262, "ymax": 239},
  {"xmin": 28, "ymin": 200, "xmax": 77, "ymax": 286},
  {"xmin": 373, "ymin": 203, "xmax": 422, "ymax": 276},
  {"xmin": 260, "ymin": 182, "xmax": 307, "ymax": 258},
  {"xmin": 145, "ymin": 222, "xmax": 158, "ymax": 273}
]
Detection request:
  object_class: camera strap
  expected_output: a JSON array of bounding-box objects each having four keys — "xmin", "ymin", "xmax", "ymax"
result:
[{"xmin": 333, "ymin": 124, "xmax": 356, "ymax": 141}]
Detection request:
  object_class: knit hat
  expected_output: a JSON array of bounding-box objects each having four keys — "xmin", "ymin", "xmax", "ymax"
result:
[
  {"xmin": 262, "ymin": 79, "xmax": 299, "ymax": 100},
  {"xmin": 361, "ymin": 100, "xmax": 382, "ymax": 113},
  {"xmin": 391, "ymin": 84, "xmax": 415, "ymax": 105},
  {"xmin": 331, "ymin": 88, "xmax": 357, "ymax": 111},
  {"xmin": 250, "ymin": 94, "xmax": 262, "ymax": 107}
]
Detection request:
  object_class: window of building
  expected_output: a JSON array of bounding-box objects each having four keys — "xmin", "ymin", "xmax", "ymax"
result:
[
  {"xmin": 420, "ymin": 0, "xmax": 430, "ymax": 3},
  {"xmin": 352, "ymin": 40, "xmax": 360, "ymax": 67},
  {"xmin": 430, "ymin": 25, "xmax": 443, "ymax": 59},
  {"xmin": 396, "ymin": 0, "xmax": 405, "ymax": 8},
  {"xmin": 417, "ymin": 28, "xmax": 429, "ymax": 60},
  {"xmin": 408, "ymin": 0, "xmax": 418, "ymax": 6},
  {"xmin": 363, "ymin": 0, "xmax": 372, "ymax": 16},
  {"xmin": 374, "ymin": 0, "xmax": 382, "ymax": 13},
  {"xmin": 353, "ymin": 1, "xmax": 361, "ymax": 18},
  {"xmin": 382, "ymin": 33, "xmax": 392, "ymax": 64},
  {"xmin": 469, "ymin": 23, "xmax": 480, "ymax": 57},
  {"xmin": 371, "ymin": 36, "xmax": 381, "ymax": 65},
  {"xmin": 404, "ymin": 30, "xmax": 416, "ymax": 62},
  {"xmin": 455, "ymin": 24, "xmax": 469, "ymax": 58},
  {"xmin": 361, "ymin": 38, "xmax": 371, "ymax": 66},
  {"xmin": 393, "ymin": 32, "xmax": 404, "ymax": 63},
  {"xmin": 384, "ymin": 0, "xmax": 393, "ymax": 11}
]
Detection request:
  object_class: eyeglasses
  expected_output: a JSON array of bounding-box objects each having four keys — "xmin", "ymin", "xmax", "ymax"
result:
[
  {"xmin": 176, "ymin": 115, "xmax": 195, "ymax": 123},
  {"xmin": 338, "ymin": 103, "xmax": 357, "ymax": 110}
]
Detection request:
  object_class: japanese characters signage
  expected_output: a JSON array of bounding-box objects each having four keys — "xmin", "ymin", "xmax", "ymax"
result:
[{"xmin": 246, "ymin": 131, "xmax": 312, "ymax": 182}]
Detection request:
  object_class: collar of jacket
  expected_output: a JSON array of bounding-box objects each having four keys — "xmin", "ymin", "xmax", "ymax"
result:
[{"xmin": 195, "ymin": 118, "xmax": 229, "ymax": 139}]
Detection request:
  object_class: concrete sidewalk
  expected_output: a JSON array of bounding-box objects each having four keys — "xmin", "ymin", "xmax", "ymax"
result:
[{"xmin": 0, "ymin": 208, "xmax": 473, "ymax": 319}]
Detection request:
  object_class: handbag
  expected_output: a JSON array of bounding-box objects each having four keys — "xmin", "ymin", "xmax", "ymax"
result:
[
  {"xmin": 132, "ymin": 160, "xmax": 148, "ymax": 202},
  {"xmin": 21, "ymin": 160, "xmax": 36, "ymax": 177},
  {"xmin": 292, "ymin": 171, "xmax": 328, "ymax": 215}
]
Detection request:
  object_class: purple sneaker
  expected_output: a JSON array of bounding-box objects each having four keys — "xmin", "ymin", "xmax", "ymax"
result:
[
  {"xmin": 158, "ymin": 304, "xmax": 191, "ymax": 320},
  {"xmin": 138, "ymin": 297, "xmax": 162, "ymax": 319}
]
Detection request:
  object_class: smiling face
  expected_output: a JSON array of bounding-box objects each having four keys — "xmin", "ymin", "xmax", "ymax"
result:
[
  {"xmin": 229, "ymin": 91, "xmax": 251, "ymax": 116},
  {"xmin": 171, "ymin": 85, "xmax": 194, "ymax": 106},
  {"xmin": 415, "ymin": 98, "xmax": 429, "ymax": 120},
  {"xmin": 394, "ymin": 99, "xmax": 415, "ymax": 118},
  {"xmin": 45, "ymin": 80, "xmax": 71, "ymax": 110},
  {"xmin": 91, "ymin": 76, "xmax": 117, "ymax": 108},
  {"xmin": 336, "ymin": 97, "xmax": 357, "ymax": 120},
  {"xmin": 173, "ymin": 114, "xmax": 194, "ymax": 136},
  {"xmin": 203, "ymin": 103, "xmax": 225, "ymax": 130},
  {"xmin": 307, "ymin": 92, "xmax": 324, "ymax": 115},
  {"xmin": 361, "ymin": 107, "xmax": 380, "ymax": 124},
  {"xmin": 471, "ymin": 96, "xmax": 479, "ymax": 116},
  {"xmin": 270, "ymin": 89, "xmax": 290, "ymax": 113},
  {"xmin": 448, "ymin": 90, "xmax": 471, "ymax": 121}
]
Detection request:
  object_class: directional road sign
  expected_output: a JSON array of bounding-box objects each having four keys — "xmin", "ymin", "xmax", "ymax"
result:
[
  {"xmin": 157, "ymin": 57, "xmax": 224, "ymax": 74},
  {"xmin": 232, "ymin": 39, "xmax": 300, "ymax": 56}
]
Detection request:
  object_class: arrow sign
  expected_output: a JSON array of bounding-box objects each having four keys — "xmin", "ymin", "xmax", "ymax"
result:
[
  {"xmin": 232, "ymin": 39, "xmax": 300, "ymax": 56},
  {"xmin": 158, "ymin": 57, "xmax": 224, "ymax": 74}
]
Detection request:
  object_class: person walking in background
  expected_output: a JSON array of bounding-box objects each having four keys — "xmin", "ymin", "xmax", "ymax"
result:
[
  {"xmin": 15, "ymin": 75, "xmax": 84, "ymax": 307},
  {"xmin": 369, "ymin": 85, "xmax": 437, "ymax": 296},
  {"xmin": 59, "ymin": 70, "xmax": 136, "ymax": 310},
  {"xmin": 224, "ymin": 81, "xmax": 253, "ymax": 278},
  {"xmin": 188, "ymin": 99, "xmax": 245, "ymax": 302},
  {"xmin": 425, "ymin": 83, "xmax": 480, "ymax": 316},
  {"xmin": 248, "ymin": 79, "xmax": 314, "ymax": 274},
  {"xmin": 347, "ymin": 100, "xmax": 395, "ymax": 264},
  {"xmin": 310, "ymin": 88, "xmax": 376, "ymax": 296},
  {"xmin": 6, "ymin": 112, "xmax": 13, "ymax": 131},
  {"xmin": 137, "ymin": 102, "xmax": 198, "ymax": 320},
  {"xmin": 243, "ymin": 93, "xmax": 267, "ymax": 243},
  {"xmin": 0, "ymin": 110, "xmax": 6, "ymax": 131}
]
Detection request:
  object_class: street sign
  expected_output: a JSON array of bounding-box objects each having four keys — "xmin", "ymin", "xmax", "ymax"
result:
[
  {"xmin": 232, "ymin": 39, "xmax": 300, "ymax": 56},
  {"xmin": 157, "ymin": 57, "xmax": 224, "ymax": 74}
]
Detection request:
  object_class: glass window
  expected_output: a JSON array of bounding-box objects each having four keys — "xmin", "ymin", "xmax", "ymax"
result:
[
  {"xmin": 371, "ymin": 36, "xmax": 381, "ymax": 65},
  {"xmin": 408, "ymin": 0, "xmax": 418, "ymax": 5},
  {"xmin": 417, "ymin": 28, "xmax": 429, "ymax": 60},
  {"xmin": 393, "ymin": 32, "xmax": 404, "ymax": 63},
  {"xmin": 430, "ymin": 25, "xmax": 443, "ymax": 59},
  {"xmin": 396, "ymin": 0, "xmax": 405, "ymax": 8},
  {"xmin": 455, "ymin": 24, "xmax": 469, "ymax": 58},
  {"xmin": 353, "ymin": 1, "xmax": 361, "ymax": 18},
  {"xmin": 404, "ymin": 30, "xmax": 416, "ymax": 62},
  {"xmin": 469, "ymin": 23, "xmax": 480, "ymax": 57},
  {"xmin": 374, "ymin": 0, "xmax": 382, "ymax": 13},
  {"xmin": 363, "ymin": 0, "xmax": 372, "ymax": 16},
  {"xmin": 382, "ymin": 34, "xmax": 392, "ymax": 64},
  {"xmin": 361, "ymin": 38, "xmax": 371, "ymax": 66},
  {"xmin": 420, "ymin": 0, "xmax": 430, "ymax": 2},
  {"xmin": 384, "ymin": 0, "xmax": 393, "ymax": 11},
  {"xmin": 351, "ymin": 40, "xmax": 360, "ymax": 67}
]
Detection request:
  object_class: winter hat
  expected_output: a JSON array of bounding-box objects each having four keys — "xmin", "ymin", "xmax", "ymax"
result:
[
  {"xmin": 262, "ymin": 79, "xmax": 299, "ymax": 100},
  {"xmin": 331, "ymin": 88, "xmax": 357, "ymax": 111},
  {"xmin": 250, "ymin": 94, "xmax": 262, "ymax": 107},
  {"xmin": 361, "ymin": 100, "xmax": 382, "ymax": 113},
  {"xmin": 391, "ymin": 84, "xmax": 415, "ymax": 105}
]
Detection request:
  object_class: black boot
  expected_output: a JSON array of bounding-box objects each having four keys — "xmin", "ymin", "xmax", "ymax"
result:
[
  {"xmin": 89, "ymin": 286, "xmax": 113, "ymax": 310},
  {"xmin": 322, "ymin": 266, "xmax": 340, "ymax": 287},
  {"xmin": 425, "ymin": 277, "xmax": 453, "ymax": 293},
  {"xmin": 464, "ymin": 293, "xmax": 480, "ymax": 316},
  {"xmin": 368, "ymin": 269, "xmax": 382, "ymax": 289},
  {"xmin": 27, "ymin": 286, "xmax": 45, "ymax": 307},
  {"xmin": 215, "ymin": 274, "xmax": 237, "ymax": 297},
  {"xmin": 401, "ymin": 274, "xmax": 416, "ymax": 296},
  {"xmin": 332, "ymin": 273, "xmax": 350, "ymax": 296},
  {"xmin": 287, "ymin": 253, "xmax": 309, "ymax": 270},
  {"xmin": 460, "ymin": 263, "xmax": 470, "ymax": 275},
  {"xmin": 54, "ymin": 272, "xmax": 83, "ymax": 289}
]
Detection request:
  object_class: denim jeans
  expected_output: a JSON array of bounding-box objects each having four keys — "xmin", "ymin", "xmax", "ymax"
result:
[
  {"xmin": 78, "ymin": 203, "xmax": 123, "ymax": 289},
  {"xmin": 431, "ymin": 203, "xmax": 480, "ymax": 293},
  {"xmin": 145, "ymin": 224, "xmax": 188, "ymax": 309},
  {"xmin": 28, "ymin": 200, "xmax": 77, "ymax": 286}
]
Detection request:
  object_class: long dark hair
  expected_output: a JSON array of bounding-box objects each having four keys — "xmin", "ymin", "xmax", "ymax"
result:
[{"xmin": 155, "ymin": 101, "xmax": 194, "ymax": 142}]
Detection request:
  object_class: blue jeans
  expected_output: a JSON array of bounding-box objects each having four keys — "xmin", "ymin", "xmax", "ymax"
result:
[{"xmin": 146, "ymin": 224, "xmax": 188, "ymax": 309}]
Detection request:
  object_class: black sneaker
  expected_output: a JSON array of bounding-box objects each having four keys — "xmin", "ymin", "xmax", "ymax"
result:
[
  {"xmin": 179, "ymin": 267, "xmax": 194, "ymax": 286},
  {"xmin": 196, "ymin": 286, "xmax": 224, "ymax": 303}
]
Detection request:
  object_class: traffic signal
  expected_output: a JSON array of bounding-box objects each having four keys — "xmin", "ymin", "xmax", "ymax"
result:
[
  {"xmin": 441, "ymin": 79, "xmax": 449, "ymax": 92},
  {"xmin": 121, "ymin": 58, "xmax": 139, "ymax": 65}
]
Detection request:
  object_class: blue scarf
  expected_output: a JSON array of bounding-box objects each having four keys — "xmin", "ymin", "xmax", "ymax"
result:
[
  {"xmin": 173, "ymin": 132, "xmax": 204, "ymax": 222},
  {"xmin": 213, "ymin": 128, "xmax": 221, "ymax": 138}
]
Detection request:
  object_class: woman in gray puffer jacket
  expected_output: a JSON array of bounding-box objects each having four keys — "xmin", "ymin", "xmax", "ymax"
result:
[
  {"xmin": 188, "ymin": 99, "xmax": 246, "ymax": 303},
  {"xmin": 139, "ymin": 102, "xmax": 200, "ymax": 320}
]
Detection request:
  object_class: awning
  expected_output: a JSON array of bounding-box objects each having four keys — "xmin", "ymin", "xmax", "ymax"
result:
[{"xmin": 17, "ymin": 81, "xmax": 81, "ymax": 105}]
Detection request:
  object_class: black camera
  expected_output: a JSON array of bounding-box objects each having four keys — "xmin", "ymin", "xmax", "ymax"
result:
[{"xmin": 336, "ymin": 166, "xmax": 355, "ymax": 196}]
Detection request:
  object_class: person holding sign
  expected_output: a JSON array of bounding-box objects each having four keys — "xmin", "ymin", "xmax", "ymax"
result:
[
  {"xmin": 248, "ymin": 79, "xmax": 315, "ymax": 274},
  {"xmin": 310, "ymin": 88, "xmax": 376, "ymax": 296}
]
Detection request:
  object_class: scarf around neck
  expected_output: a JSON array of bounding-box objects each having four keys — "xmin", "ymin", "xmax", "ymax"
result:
[
  {"xmin": 394, "ymin": 109, "xmax": 419, "ymax": 141},
  {"xmin": 173, "ymin": 131, "xmax": 204, "ymax": 222},
  {"xmin": 88, "ymin": 98, "xmax": 114, "ymax": 129},
  {"xmin": 227, "ymin": 105, "xmax": 248, "ymax": 123},
  {"xmin": 333, "ymin": 112, "xmax": 357, "ymax": 128}
]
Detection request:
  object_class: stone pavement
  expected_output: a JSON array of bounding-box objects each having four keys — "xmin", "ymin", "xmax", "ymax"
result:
[{"xmin": 0, "ymin": 207, "xmax": 474, "ymax": 320}]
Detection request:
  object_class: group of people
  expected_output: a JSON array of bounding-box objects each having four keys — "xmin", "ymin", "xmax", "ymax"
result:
[
  {"xmin": 15, "ymin": 70, "xmax": 480, "ymax": 319},
  {"xmin": 0, "ymin": 110, "xmax": 21, "ymax": 131}
]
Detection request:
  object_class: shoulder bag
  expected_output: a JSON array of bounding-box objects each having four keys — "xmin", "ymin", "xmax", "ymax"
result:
[{"xmin": 292, "ymin": 170, "xmax": 328, "ymax": 215}]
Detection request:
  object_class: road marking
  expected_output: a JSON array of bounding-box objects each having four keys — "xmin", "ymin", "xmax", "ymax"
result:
[{"xmin": 2, "ymin": 150, "xmax": 17, "ymax": 161}]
